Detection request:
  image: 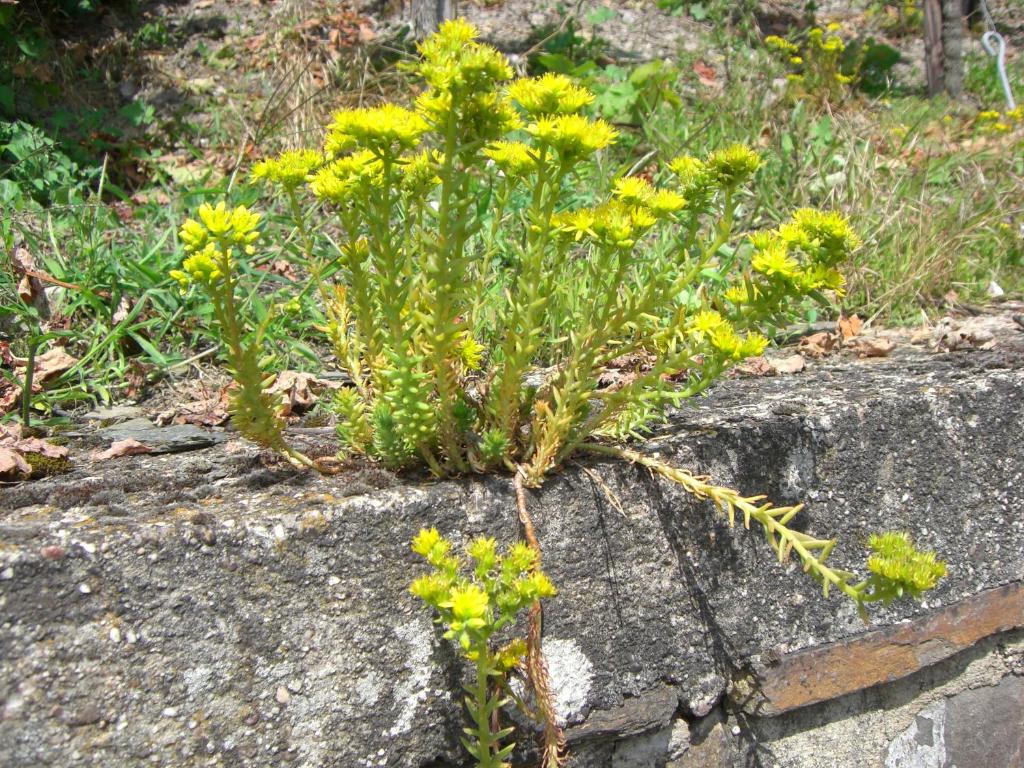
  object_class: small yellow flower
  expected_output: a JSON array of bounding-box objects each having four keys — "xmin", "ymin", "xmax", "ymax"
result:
[
  {"xmin": 457, "ymin": 333, "xmax": 486, "ymax": 370},
  {"xmin": 447, "ymin": 584, "xmax": 489, "ymax": 623},
  {"xmin": 764, "ymin": 35, "xmax": 799, "ymax": 55},
  {"xmin": 784, "ymin": 208, "xmax": 860, "ymax": 262},
  {"xmin": 668, "ymin": 155, "xmax": 710, "ymax": 198},
  {"xmin": 508, "ymin": 73, "xmax": 594, "ymax": 116},
  {"xmin": 552, "ymin": 206, "xmax": 598, "ymax": 241},
  {"xmin": 251, "ymin": 149, "xmax": 323, "ymax": 189},
  {"xmin": 309, "ymin": 150, "xmax": 383, "ymax": 203},
  {"xmin": 198, "ymin": 201, "xmax": 234, "ymax": 237},
  {"xmin": 648, "ymin": 189, "xmax": 686, "ymax": 216},
  {"xmin": 483, "ymin": 140, "xmax": 537, "ymax": 178},
  {"xmin": 399, "ymin": 149, "xmax": 442, "ymax": 195},
  {"xmin": 709, "ymin": 325, "xmax": 744, "ymax": 358},
  {"xmin": 691, "ymin": 309, "xmax": 726, "ymax": 335},
  {"xmin": 325, "ymin": 104, "xmax": 428, "ymax": 156},
  {"xmin": 527, "ymin": 114, "xmax": 617, "ymax": 158},
  {"xmin": 706, "ymin": 144, "xmax": 762, "ymax": 187},
  {"xmin": 740, "ymin": 332, "xmax": 769, "ymax": 357},
  {"xmin": 752, "ymin": 241, "xmax": 800, "ymax": 278},
  {"xmin": 181, "ymin": 243, "xmax": 226, "ymax": 286},
  {"xmin": 412, "ymin": 527, "xmax": 445, "ymax": 558},
  {"xmin": 178, "ymin": 217, "xmax": 208, "ymax": 253},
  {"xmin": 790, "ymin": 56, "xmax": 803, "ymax": 65},
  {"xmin": 612, "ymin": 176, "xmax": 655, "ymax": 206},
  {"xmin": 826, "ymin": 21, "xmax": 842, "ymax": 32}
]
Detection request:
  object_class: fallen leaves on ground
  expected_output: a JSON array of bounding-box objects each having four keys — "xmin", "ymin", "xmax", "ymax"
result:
[
  {"xmin": 846, "ymin": 337, "xmax": 896, "ymax": 358},
  {"xmin": 0, "ymin": 424, "xmax": 70, "ymax": 481},
  {"xmin": 13, "ymin": 347, "xmax": 79, "ymax": 387},
  {"xmin": 931, "ymin": 317, "xmax": 997, "ymax": 352},
  {"xmin": 267, "ymin": 371, "xmax": 340, "ymax": 416},
  {"xmin": 92, "ymin": 438, "xmax": 152, "ymax": 461},
  {"xmin": 735, "ymin": 354, "xmax": 806, "ymax": 377},
  {"xmin": 771, "ymin": 354, "xmax": 807, "ymax": 374},
  {"xmin": 838, "ymin": 314, "xmax": 863, "ymax": 340},
  {"xmin": 798, "ymin": 331, "xmax": 838, "ymax": 358},
  {"xmin": 156, "ymin": 384, "xmax": 231, "ymax": 427},
  {"xmin": 693, "ymin": 60, "xmax": 718, "ymax": 87}
]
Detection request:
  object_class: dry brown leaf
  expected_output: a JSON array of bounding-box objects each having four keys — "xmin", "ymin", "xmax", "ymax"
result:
[
  {"xmin": 0, "ymin": 423, "xmax": 23, "ymax": 442},
  {"xmin": 172, "ymin": 387, "xmax": 231, "ymax": 427},
  {"xmin": 838, "ymin": 314, "xmax": 863, "ymax": 340},
  {"xmin": 10, "ymin": 247, "xmax": 51, "ymax": 318},
  {"xmin": 693, "ymin": 60, "xmax": 717, "ymax": 87},
  {"xmin": 357, "ymin": 23, "xmax": 376, "ymax": 43},
  {"xmin": 14, "ymin": 347, "xmax": 78, "ymax": 386},
  {"xmin": 735, "ymin": 356, "xmax": 776, "ymax": 377},
  {"xmin": 931, "ymin": 319, "xmax": 996, "ymax": 352},
  {"xmin": 13, "ymin": 437, "xmax": 68, "ymax": 459},
  {"xmin": 92, "ymin": 438, "xmax": 153, "ymax": 461},
  {"xmin": 266, "ymin": 259, "xmax": 299, "ymax": 281},
  {"xmin": 112, "ymin": 296, "xmax": 133, "ymax": 325},
  {"xmin": 0, "ymin": 447, "xmax": 31, "ymax": 479},
  {"xmin": 771, "ymin": 354, "xmax": 806, "ymax": 374},
  {"xmin": 267, "ymin": 371, "xmax": 337, "ymax": 416},
  {"xmin": 0, "ymin": 427, "xmax": 68, "ymax": 479},
  {"xmin": 798, "ymin": 331, "xmax": 838, "ymax": 358},
  {"xmin": 848, "ymin": 338, "xmax": 896, "ymax": 358},
  {"xmin": 0, "ymin": 380, "xmax": 18, "ymax": 415}
]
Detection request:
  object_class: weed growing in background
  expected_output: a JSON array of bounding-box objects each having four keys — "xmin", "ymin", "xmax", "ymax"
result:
[{"xmin": 765, "ymin": 24, "xmax": 858, "ymax": 105}]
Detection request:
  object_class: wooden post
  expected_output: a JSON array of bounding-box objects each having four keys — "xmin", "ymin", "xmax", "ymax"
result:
[
  {"xmin": 923, "ymin": 0, "xmax": 945, "ymax": 96},
  {"xmin": 404, "ymin": 0, "xmax": 454, "ymax": 39},
  {"xmin": 942, "ymin": 0, "xmax": 964, "ymax": 97}
]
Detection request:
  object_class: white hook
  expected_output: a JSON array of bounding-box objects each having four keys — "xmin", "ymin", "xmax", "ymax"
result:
[{"xmin": 981, "ymin": 31, "xmax": 1017, "ymax": 111}]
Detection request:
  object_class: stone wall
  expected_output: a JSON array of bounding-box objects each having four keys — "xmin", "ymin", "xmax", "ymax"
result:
[{"xmin": 2, "ymin": 320, "xmax": 1023, "ymax": 767}]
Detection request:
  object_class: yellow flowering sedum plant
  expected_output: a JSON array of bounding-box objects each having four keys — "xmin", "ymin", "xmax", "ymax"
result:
[
  {"xmin": 173, "ymin": 19, "xmax": 946, "ymax": 765},
  {"xmin": 410, "ymin": 528, "xmax": 557, "ymax": 768},
  {"xmin": 765, "ymin": 23, "xmax": 858, "ymax": 104}
]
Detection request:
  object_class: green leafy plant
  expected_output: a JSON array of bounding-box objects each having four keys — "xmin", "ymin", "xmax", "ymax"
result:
[
  {"xmin": 765, "ymin": 24, "xmax": 859, "ymax": 105},
  {"xmin": 410, "ymin": 528, "xmax": 558, "ymax": 767},
  {"xmin": 590, "ymin": 60, "xmax": 682, "ymax": 127},
  {"xmin": 171, "ymin": 19, "xmax": 947, "ymax": 765}
]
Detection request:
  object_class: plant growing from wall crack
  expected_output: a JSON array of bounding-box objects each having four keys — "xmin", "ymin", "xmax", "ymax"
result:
[{"xmin": 172, "ymin": 18, "xmax": 946, "ymax": 766}]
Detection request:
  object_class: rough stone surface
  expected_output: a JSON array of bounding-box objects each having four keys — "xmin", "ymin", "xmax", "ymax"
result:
[{"xmin": 2, "ymin": 314, "xmax": 1024, "ymax": 766}]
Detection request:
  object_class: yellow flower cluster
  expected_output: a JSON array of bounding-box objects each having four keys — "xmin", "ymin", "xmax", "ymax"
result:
[
  {"xmin": 612, "ymin": 176, "xmax": 686, "ymax": 217},
  {"xmin": 309, "ymin": 150, "xmax": 383, "ymax": 203},
  {"xmin": 410, "ymin": 528, "xmax": 556, "ymax": 653},
  {"xmin": 767, "ymin": 25, "xmax": 855, "ymax": 95},
  {"xmin": 809, "ymin": 26, "xmax": 845, "ymax": 54},
  {"xmin": 483, "ymin": 140, "xmax": 538, "ymax": 178},
  {"xmin": 706, "ymin": 144, "xmax": 762, "ymax": 187},
  {"xmin": 689, "ymin": 310, "xmax": 767, "ymax": 359},
  {"xmin": 552, "ymin": 200, "xmax": 656, "ymax": 248},
  {"xmin": 508, "ymin": 73, "xmax": 595, "ymax": 116},
  {"xmin": 416, "ymin": 18, "xmax": 513, "ymax": 91},
  {"xmin": 764, "ymin": 35, "xmax": 799, "ymax": 55},
  {"xmin": 325, "ymin": 104, "xmax": 428, "ymax": 157},
  {"xmin": 527, "ymin": 113, "xmax": 618, "ymax": 159},
  {"xmin": 399, "ymin": 149, "xmax": 442, "ymax": 196},
  {"xmin": 413, "ymin": 19, "xmax": 520, "ymax": 141},
  {"xmin": 781, "ymin": 208, "xmax": 861, "ymax": 264},
  {"xmin": 867, "ymin": 532, "xmax": 947, "ymax": 597},
  {"xmin": 746, "ymin": 208, "xmax": 855, "ymax": 294},
  {"xmin": 251, "ymin": 149, "xmax": 323, "ymax": 189},
  {"xmin": 171, "ymin": 202, "xmax": 261, "ymax": 290},
  {"xmin": 976, "ymin": 106, "xmax": 1022, "ymax": 134}
]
